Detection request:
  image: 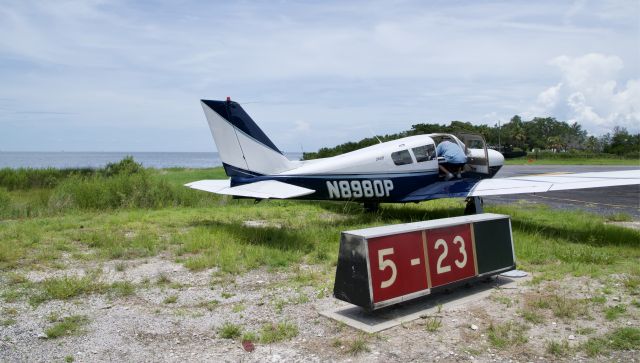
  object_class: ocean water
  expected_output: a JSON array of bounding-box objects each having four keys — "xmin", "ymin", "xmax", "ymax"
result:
[{"xmin": 0, "ymin": 152, "xmax": 303, "ymax": 169}]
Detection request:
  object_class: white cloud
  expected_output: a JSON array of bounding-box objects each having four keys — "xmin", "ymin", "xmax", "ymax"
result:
[
  {"xmin": 527, "ymin": 53, "xmax": 639, "ymax": 134},
  {"xmin": 536, "ymin": 83, "xmax": 563, "ymax": 111},
  {"xmin": 0, "ymin": 1, "xmax": 638, "ymax": 150}
]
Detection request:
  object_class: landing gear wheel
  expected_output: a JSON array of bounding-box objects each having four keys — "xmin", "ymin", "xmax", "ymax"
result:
[
  {"xmin": 464, "ymin": 196, "xmax": 484, "ymax": 215},
  {"xmin": 363, "ymin": 202, "xmax": 380, "ymax": 213}
]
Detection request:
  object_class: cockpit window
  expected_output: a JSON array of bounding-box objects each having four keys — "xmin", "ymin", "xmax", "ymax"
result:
[
  {"xmin": 412, "ymin": 145, "xmax": 436, "ymax": 162},
  {"xmin": 466, "ymin": 139, "xmax": 484, "ymax": 149},
  {"xmin": 391, "ymin": 150, "xmax": 413, "ymax": 165}
]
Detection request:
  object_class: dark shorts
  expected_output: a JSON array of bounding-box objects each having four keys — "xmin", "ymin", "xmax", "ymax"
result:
[{"xmin": 442, "ymin": 162, "xmax": 465, "ymax": 169}]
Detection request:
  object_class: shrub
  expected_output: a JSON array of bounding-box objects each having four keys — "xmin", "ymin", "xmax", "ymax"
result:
[{"xmin": 101, "ymin": 156, "xmax": 143, "ymax": 177}]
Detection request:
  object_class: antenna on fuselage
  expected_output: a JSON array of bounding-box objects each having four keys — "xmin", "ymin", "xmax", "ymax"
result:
[{"xmin": 368, "ymin": 127, "xmax": 383, "ymax": 144}]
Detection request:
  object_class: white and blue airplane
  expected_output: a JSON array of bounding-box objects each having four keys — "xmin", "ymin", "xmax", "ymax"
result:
[{"xmin": 186, "ymin": 98, "xmax": 640, "ymax": 213}]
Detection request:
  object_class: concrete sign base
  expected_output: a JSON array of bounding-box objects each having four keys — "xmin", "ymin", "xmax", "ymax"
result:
[{"xmin": 321, "ymin": 274, "xmax": 525, "ymax": 333}]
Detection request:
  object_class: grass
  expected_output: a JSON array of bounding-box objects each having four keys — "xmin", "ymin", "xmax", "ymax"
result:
[
  {"xmin": 196, "ymin": 299, "xmax": 220, "ymax": 311},
  {"xmin": 26, "ymin": 275, "xmax": 138, "ymax": 304},
  {"xmin": 218, "ymin": 322, "xmax": 242, "ymax": 339},
  {"xmin": 487, "ymin": 321, "xmax": 528, "ymax": 348},
  {"xmin": 47, "ymin": 312, "xmax": 60, "ymax": 323},
  {"xmin": 1, "ymin": 318, "xmax": 16, "ymax": 326},
  {"xmin": 607, "ymin": 327, "xmax": 640, "ymax": 350},
  {"xmin": 0, "ymin": 159, "xmax": 220, "ymax": 219},
  {"xmin": 549, "ymin": 295, "xmax": 589, "ymax": 320},
  {"xmin": 606, "ymin": 213, "xmax": 633, "ymax": 222},
  {"xmin": 290, "ymin": 293, "xmax": 310, "ymax": 305},
  {"xmin": 45, "ymin": 315, "xmax": 89, "ymax": 339},
  {"xmin": 232, "ymin": 303, "xmax": 245, "ymax": 313},
  {"xmin": 346, "ymin": 335, "xmax": 370, "ymax": 355},
  {"xmin": 424, "ymin": 316, "xmax": 442, "ymax": 332},
  {"xmin": 1, "ymin": 274, "xmax": 32, "ymax": 302},
  {"xmin": 583, "ymin": 336, "xmax": 607, "ymax": 356},
  {"xmin": 3, "ymin": 307, "xmax": 18, "ymax": 316},
  {"xmin": 331, "ymin": 338, "xmax": 343, "ymax": 348},
  {"xmin": 546, "ymin": 339, "xmax": 571, "ymax": 357},
  {"xmin": 623, "ymin": 275, "xmax": 639, "ymax": 294},
  {"xmin": 490, "ymin": 294, "xmax": 514, "ymax": 308},
  {"xmin": 259, "ymin": 321, "xmax": 299, "ymax": 343},
  {"xmin": 0, "ymin": 167, "xmax": 96, "ymax": 190},
  {"xmin": 2, "ymin": 165, "xmax": 638, "ymax": 282},
  {"xmin": 604, "ymin": 304, "xmax": 627, "ymax": 320},
  {"xmin": 1, "ymin": 289, "xmax": 21, "ymax": 303},
  {"xmin": 576, "ymin": 327, "xmax": 596, "ymax": 335},
  {"xmin": 241, "ymin": 331, "xmax": 258, "ymax": 342},
  {"xmin": 1, "ymin": 307, "xmax": 18, "ymax": 326},
  {"xmin": 274, "ymin": 299, "xmax": 287, "ymax": 313},
  {"xmin": 156, "ymin": 274, "xmax": 171, "ymax": 285},
  {"xmin": 31, "ymin": 275, "xmax": 103, "ymax": 304},
  {"xmin": 490, "ymin": 204, "xmax": 640, "ymax": 281},
  {"xmin": 109, "ymin": 281, "xmax": 136, "ymax": 297},
  {"xmin": 523, "ymin": 291, "xmax": 590, "ymax": 321},
  {"xmin": 163, "ymin": 294, "xmax": 178, "ymax": 304},
  {"xmin": 582, "ymin": 327, "xmax": 640, "ymax": 356},
  {"xmin": 519, "ymin": 308, "xmax": 544, "ymax": 324}
]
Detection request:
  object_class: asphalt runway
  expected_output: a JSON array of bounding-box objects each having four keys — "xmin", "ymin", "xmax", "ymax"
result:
[{"xmin": 483, "ymin": 164, "xmax": 640, "ymax": 219}]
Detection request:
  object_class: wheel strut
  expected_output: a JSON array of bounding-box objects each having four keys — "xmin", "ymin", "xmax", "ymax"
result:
[
  {"xmin": 363, "ymin": 202, "xmax": 380, "ymax": 213},
  {"xmin": 464, "ymin": 197, "xmax": 484, "ymax": 215}
]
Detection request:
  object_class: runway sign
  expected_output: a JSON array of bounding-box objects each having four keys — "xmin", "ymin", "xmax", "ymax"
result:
[{"xmin": 333, "ymin": 213, "xmax": 515, "ymax": 310}]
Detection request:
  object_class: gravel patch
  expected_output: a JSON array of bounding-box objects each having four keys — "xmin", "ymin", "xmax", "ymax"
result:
[{"xmin": 1, "ymin": 257, "xmax": 638, "ymax": 362}]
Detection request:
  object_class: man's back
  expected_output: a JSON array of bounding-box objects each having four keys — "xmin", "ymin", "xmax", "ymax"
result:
[{"xmin": 436, "ymin": 141, "xmax": 467, "ymax": 164}]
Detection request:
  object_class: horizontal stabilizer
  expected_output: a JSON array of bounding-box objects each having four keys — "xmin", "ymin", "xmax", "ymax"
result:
[
  {"xmin": 185, "ymin": 179, "xmax": 315, "ymax": 199},
  {"xmin": 469, "ymin": 169, "xmax": 640, "ymax": 197},
  {"xmin": 184, "ymin": 179, "xmax": 231, "ymax": 193}
]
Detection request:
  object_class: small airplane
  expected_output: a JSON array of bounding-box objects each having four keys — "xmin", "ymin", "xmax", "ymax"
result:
[{"xmin": 186, "ymin": 98, "xmax": 640, "ymax": 213}]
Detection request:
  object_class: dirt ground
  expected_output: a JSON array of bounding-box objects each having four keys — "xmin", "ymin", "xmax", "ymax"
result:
[{"xmin": 1, "ymin": 252, "xmax": 638, "ymax": 363}]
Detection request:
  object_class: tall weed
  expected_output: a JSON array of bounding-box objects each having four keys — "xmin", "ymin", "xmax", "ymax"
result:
[
  {"xmin": 0, "ymin": 157, "xmax": 217, "ymax": 216},
  {"xmin": 0, "ymin": 167, "xmax": 95, "ymax": 190},
  {"xmin": 49, "ymin": 172, "xmax": 180, "ymax": 210}
]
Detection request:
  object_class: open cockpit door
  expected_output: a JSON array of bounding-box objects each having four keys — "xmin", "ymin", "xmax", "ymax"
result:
[{"xmin": 458, "ymin": 133, "xmax": 489, "ymax": 174}]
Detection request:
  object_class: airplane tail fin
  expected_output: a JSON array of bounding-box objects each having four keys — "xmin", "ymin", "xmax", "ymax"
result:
[{"xmin": 201, "ymin": 99, "xmax": 295, "ymax": 177}]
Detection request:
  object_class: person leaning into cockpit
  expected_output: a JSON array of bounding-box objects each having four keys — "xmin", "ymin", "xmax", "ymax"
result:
[{"xmin": 436, "ymin": 140, "xmax": 467, "ymax": 181}]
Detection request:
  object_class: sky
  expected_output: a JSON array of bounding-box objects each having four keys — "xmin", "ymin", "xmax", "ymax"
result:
[{"xmin": 0, "ymin": 0, "xmax": 638, "ymax": 152}]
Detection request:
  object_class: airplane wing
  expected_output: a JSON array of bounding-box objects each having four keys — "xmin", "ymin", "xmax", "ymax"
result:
[
  {"xmin": 185, "ymin": 179, "xmax": 315, "ymax": 199},
  {"xmin": 468, "ymin": 169, "xmax": 640, "ymax": 197}
]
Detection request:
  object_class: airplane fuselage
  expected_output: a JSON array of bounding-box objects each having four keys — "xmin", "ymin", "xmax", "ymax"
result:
[{"xmin": 228, "ymin": 134, "xmax": 504, "ymax": 203}]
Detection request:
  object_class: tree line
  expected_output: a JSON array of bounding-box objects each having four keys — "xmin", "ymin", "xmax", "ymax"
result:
[{"xmin": 302, "ymin": 116, "xmax": 640, "ymax": 160}]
